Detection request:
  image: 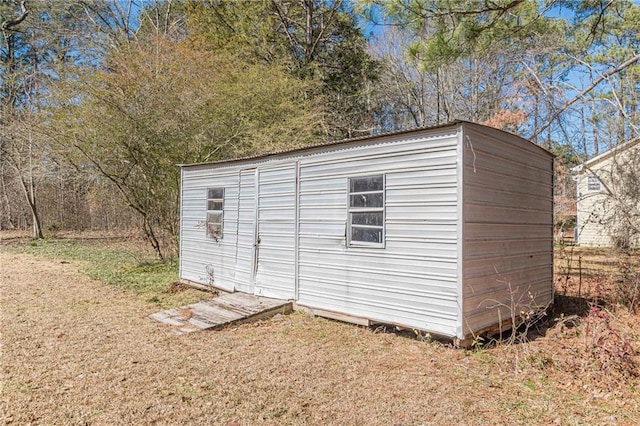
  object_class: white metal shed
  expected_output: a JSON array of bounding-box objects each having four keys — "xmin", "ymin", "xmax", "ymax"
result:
[{"xmin": 179, "ymin": 121, "xmax": 554, "ymax": 341}]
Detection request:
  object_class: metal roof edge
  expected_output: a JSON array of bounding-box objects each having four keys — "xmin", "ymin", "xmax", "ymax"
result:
[
  {"xmin": 462, "ymin": 121, "xmax": 555, "ymax": 158},
  {"xmin": 178, "ymin": 120, "xmax": 548, "ymax": 168}
]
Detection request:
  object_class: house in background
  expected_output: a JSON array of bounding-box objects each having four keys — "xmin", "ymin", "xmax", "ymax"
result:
[
  {"xmin": 572, "ymin": 138, "xmax": 640, "ymax": 248},
  {"xmin": 179, "ymin": 121, "xmax": 554, "ymax": 343},
  {"xmin": 554, "ymin": 195, "xmax": 576, "ymax": 244}
]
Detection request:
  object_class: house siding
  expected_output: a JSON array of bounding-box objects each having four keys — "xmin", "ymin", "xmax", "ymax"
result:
[
  {"xmin": 575, "ymin": 172, "xmax": 611, "ymax": 247},
  {"xmin": 574, "ymin": 140, "xmax": 640, "ymax": 248},
  {"xmin": 461, "ymin": 124, "xmax": 554, "ymax": 336}
]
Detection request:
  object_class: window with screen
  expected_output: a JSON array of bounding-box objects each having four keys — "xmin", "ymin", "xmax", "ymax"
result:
[
  {"xmin": 348, "ymin": 175, "xmax": 385, "ymax": 247},
  {"xmin": 206, "ymin": 188, "xmax": 224, "ymax": 240},
  {"xmin": 587, "ymin": 176, "xmax": 601, "ymax": 192}
]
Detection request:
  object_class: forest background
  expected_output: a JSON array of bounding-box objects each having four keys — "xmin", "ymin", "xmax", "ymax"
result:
[{"xmin": 1, "ymin": 0, "xmax": 639, "ymax": 259}]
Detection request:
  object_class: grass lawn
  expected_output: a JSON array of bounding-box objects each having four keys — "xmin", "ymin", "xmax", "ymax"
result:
[
  {"xmin": 2, "ymin": 231, "xmax": 208, "ymax": 309},
  {"xmin": 1, "ymin": 232, "xmax": 638, "ymax": 425}
]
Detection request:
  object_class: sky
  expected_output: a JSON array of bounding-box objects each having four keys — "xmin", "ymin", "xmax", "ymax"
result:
[{"xmin": 356, "ymin": 0, "xmax": 640, "ymax": 154}]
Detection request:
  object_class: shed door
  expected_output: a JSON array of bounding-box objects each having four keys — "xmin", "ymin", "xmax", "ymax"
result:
[
  {"xmin": 254, "ymin": 163, "xmax": 297, "ymax": 299},
  {"xmin": 234, "ymin": 168, "xmax": 258, "ymax": 293}
]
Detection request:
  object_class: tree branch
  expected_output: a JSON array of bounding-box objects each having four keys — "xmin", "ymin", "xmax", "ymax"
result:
[
  {"xmin": 399, "ymin": 0, "xmax": 525, "ymax": 20},
  {"xmin": 1, "ymin": 0, "xmax": 29, "ymax": 31},
  {"xmin": 271, "ymin": 0, "xmax": 303, "ymax": 61},
  {"xmin": 532, "ymin": 54, "xmax": 640, "ymax": 140},
  {"xmin": 73, "ymin": 140, "xmax": 146, "ymax": 217}
]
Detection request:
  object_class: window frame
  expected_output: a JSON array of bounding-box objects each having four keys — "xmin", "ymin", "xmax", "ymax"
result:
[
  {"xmin": 587, "ymin": 175, "xmax": 601, "ymax": 192},
  {"xmin": 347, "ymin": 174, "xmax": 385, "ymax": 248},
  {"xmin": 206, "ymin": 187, "xmax": 224, "ymax": 240}
]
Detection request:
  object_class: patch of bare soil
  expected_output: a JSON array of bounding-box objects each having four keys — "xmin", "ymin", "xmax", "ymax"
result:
[{"xmin": 1, "ymin": 250, "xmax": 639, "ymax": 425}]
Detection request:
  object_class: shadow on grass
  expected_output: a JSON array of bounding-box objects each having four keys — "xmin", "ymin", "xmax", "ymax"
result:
[
  {"xmin": 552, "ymin": 293, "xmax": 593, "ymax": 317},
  {"xmin": 490, "ymin": 293, "xmax": 603, "ymax": 347},
  {"xmin": 365, "ymin": 293, "xmax": 600, "ymax": 348}
]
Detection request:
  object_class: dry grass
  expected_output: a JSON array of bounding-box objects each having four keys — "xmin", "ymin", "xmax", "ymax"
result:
[
  {"xmin": 555, "ymin": 245, "xmax": 640, "ymax": 308},
  {"xmin": 1, "ymin": 235, "xmax": 639, "ymax": 425}
]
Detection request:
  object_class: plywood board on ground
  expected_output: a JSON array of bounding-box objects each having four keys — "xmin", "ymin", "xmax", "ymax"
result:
[{"xmin": 149, "ymin": 293, "xmax": 292, "ymax": 335}]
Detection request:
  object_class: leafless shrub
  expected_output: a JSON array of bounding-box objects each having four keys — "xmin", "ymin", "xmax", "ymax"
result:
[
  {"xmin": 613, "ymin": 252, "xmax": 640, "ymax": 312},
  {"xmin": 475, "ymin": 281, "xmax": 551, "ymax": 349},
  {"xmin": 554, "ymin": 245, "xmax": 576, "ymax": 296},
  {"xmin": 583, "ymin": 305, "xmax": 638, "ymax": 377}
]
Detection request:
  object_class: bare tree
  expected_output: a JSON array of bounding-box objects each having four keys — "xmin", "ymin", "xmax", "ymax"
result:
[{"xmin": 1, "ymin": 0, "xmax": 45, "ymax": 238}]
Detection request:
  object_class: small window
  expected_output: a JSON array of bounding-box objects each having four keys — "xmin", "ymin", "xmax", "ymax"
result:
[
  {"xmin": 348, "ymin": 175, "xmax": 385, "ymax": 247},
  {"xmin": 206, "ymin": 188, "xmax": 224, "ymax": 240},
  {"xmin": 587, "ymin": 176, "xmax": 601, "ymax": 192}
]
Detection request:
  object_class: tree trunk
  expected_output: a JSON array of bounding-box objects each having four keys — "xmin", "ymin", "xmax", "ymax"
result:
[
  {"xmin": 0, "ymin": 163, "xmax": 15, "ymax": 229},
  {"xmin": 436, "ymin": 69, "xmax": 440, "ymax": 124},
  {"xmin": 28, "ymin": 136, "xmax": 43, "ymax": 239},
  {"xmin": 142, "ymin": 215, "xmax": 164, "ymax": 260},
  {"xmin": 30, "ymin": 186, "xmax": 43, "ymax": 239},
  {"xmin": 18, "ymin": 175, "xmax": 43, "ymax": 239},
  {"xmin": 304, "ymin": 0, "xmax": 313, "ymax": 62}
]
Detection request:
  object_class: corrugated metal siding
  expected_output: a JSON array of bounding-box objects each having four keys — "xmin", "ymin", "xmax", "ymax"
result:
[
  {"xmin": 234, "ymin": 169, "xmax": 258, "ymax": 293},
  {"xmin": 461, "ymin": 124, "xmax": 554, "ymax": 336},
  {"xmin": 180, "ymin": 168, "xmax": 242, "ymax": 292},
  {"xmin": 296, "ymin": 130, "xmax": 461, "ymax": 337},
  {"xmin": 254, "ymin": 163, "xmax": 296, "ymax": 298}
]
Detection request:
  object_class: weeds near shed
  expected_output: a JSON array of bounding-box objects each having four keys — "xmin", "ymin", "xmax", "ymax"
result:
[
  {"xmin": 613, "ymin": 250, "xmax": 640, "ymax": 312},
  {"xmin": 480, "ymin": 280, "xmax": 551, "ymax": 347},
  {"xmin": 583, "ymin": 305, "xmax": 638, "ymax": 377},
  {"xmin": 413, "ymin": 329, "xmax": 433, "ymax": 343},
  {"xmin": 555, "ymin": 245, "xmax": 577, "ymax": 296},
  {"xmin": 555, "ymin": 243, "xmax": 640, "ymax": 313},
  {"xmin": 468, "ymin": 280, "xmax": 554, "ymax": 375}
]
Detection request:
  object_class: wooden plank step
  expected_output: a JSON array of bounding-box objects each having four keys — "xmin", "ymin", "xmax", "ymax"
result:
[{"xmin": 149, "ymin": 293, "xmax": 292, "ymax": 335}]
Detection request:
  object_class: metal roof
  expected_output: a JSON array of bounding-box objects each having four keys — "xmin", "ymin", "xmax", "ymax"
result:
[{"xmin": 178, "ymin": 120, "xmax": 547, "ymax": 168}]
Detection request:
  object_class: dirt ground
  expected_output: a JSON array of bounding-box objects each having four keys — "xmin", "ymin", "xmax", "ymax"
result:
[{"xmin": 1, "ymin": 246, "xmax": 639, "ymax": 425}]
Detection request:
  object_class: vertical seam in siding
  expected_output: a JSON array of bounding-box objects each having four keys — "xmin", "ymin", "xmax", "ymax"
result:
[
  {"xmin": 550, "ymin": 157, "xmax": 556, "ymax": 301},
  {"xmin": 252, "ymin": 168, "xmax": 260, "ymax": 286},
  {"xmin": 179, "ymin": 167, "xmax": 184, "ymax": 280},
  {"xmin": 294, "ymin": 161, "xmax": 300, "ymax": 300},
  {"xmin": 457, "ymin": 124, "xmax": 465, "ymax": 339},
  {"xmin": 234, "ymin": 169, "xmax": 241, "ymax": 291}
]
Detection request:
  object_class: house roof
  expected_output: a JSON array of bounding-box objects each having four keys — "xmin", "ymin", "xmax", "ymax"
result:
[
  {"xmin": 571, "ymin": 137, "xmax": 640, "ymax": 174},
  {"xmin": 179, "ymin": 120, "xmax": 551, "ymax": 168}
]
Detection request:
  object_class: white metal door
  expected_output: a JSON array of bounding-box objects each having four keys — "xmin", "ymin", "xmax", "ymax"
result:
[
  {"xmin": 253, "ymin": 163, "xmax": 297, "ymax": 299},
  {"xmin": 234, "ymin": 168, "xmax": 258, "ymax": 293}
]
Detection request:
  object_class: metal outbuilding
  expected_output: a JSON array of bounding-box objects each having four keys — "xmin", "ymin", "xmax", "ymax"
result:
[{"xmin": 179, "ymin": 121, "xmax": 554, "ymax": 342}]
